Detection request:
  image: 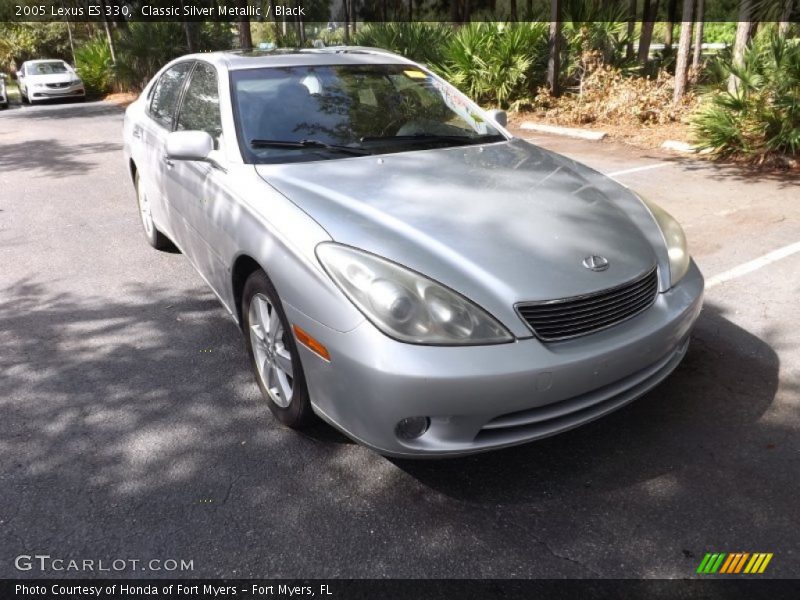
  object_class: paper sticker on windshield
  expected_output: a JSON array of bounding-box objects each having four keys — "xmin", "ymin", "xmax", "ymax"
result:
[{"xmin": 403, "ymin": 70, "xmax": 427, "ymax": 79}]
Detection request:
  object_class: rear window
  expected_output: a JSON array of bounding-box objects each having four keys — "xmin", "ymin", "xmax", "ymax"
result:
[{"xmin": 149, "ymin": 62, "xmax": 193, "ymax": 130}]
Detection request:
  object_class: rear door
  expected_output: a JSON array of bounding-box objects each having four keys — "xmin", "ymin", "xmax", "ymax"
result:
[{"xmin": 136, "ymin": 61, "xmax": 194, "ymax": 247}]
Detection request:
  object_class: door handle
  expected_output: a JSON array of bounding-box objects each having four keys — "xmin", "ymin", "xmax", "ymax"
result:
[
  {"xmin": 132, "ymin": 126, "xmax": 142, "ymax": 139},
  {"xmin": 162, "ymin": 154, "xmax": 174, "ymax": 168}
]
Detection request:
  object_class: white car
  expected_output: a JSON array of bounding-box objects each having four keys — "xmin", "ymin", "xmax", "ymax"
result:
[
  {"xmin": 17, "ymin": 59, "xmax": 85, "ymax": 104},
  {"xmin": 0, "ymin": 74, "xmax": 8, "ymax": 108}
]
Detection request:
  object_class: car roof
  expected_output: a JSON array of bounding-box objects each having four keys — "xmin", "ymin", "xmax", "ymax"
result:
[
  {"xmin": 183, "ymin": 47, "xmax": 416, "ymax": 71},
  {"xmin": 25, "ymin": 59, "xmax": 68, "ymax": 64}
]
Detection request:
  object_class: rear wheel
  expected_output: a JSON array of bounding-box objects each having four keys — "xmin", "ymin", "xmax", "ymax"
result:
[
  {"xmin": 242, "ymin": 270, "xmax": 314, "ymax": 428},
  {"xmin": 134, "ymin": 171, "xmax": 171, "ymax": 250}
]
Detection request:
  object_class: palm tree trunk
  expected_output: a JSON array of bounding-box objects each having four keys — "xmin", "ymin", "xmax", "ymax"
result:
[
  {"xmin": 729, "ymin": 0, "xmax": 753, "ymax": 94},
  {"xmin": 547, "ymin": 0, "xmax": 561, "ymax": 96},
  {"xmin": 692, "ymin": 0, "xmax": 704, "ymax": 70},
  {"xmin": 673, "ymin": 0, "xmax": 694, "ymax": 104}
]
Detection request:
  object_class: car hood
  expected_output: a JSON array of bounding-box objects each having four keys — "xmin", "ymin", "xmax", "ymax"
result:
[{"xmin": 255, "ymin": 139, "xmax": 662, "ymax": 334}]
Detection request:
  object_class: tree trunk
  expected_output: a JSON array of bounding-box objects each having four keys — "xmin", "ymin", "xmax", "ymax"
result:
[
  {"xmin": 237, "ymin": 0, "xmax": 252, "ymax": 50},
  {"xmin": 547, "ymin": 0, "xmax": 561, "ymax": 96},
  {"xmin": 343, "ymin": 0, "xmax": 350, "ymax": 44},
  {"xmin": 408, "ymin": 0, "xmax": 413, "ymax": 21},
  {"xmin": 728, "ymin": 0, "xmax": 753, "ymax": 94},
  {"xmin": 626, "ymin": 0, "xmax": 637, "ymax": 60},
  {"xmin": 98, "ymin": 0, "xmax": 117, "ymax": 64},
  {"xmin": 510, "ymin": 0, "xmax": 518, "ymax": 21},
  {"xmin": 778, "ymin": 0, "xmax": 794, "ymax": 37},
  {"xmin": 665, "ymin": 0, "xmax": 678, "ymax": 49},
  {"xmin": 64, "ymin": 19, "xmax": 76, "ymax": 66},
  {"xmin": 673, "ymin": 0, "xmax": 694, "ymax": 104},
  {"xmin": 177, "ymin": 1, "xmax": 195, "ymax": 53},
  {"xmin": 451, "ymin": 0, "xmax": 460, "ymax": 22},
  {"xmin": 692, "ymin": 0, "xmax": 704, "ymax": 70},
  {"xmin": 638, "ymin": 0, "xmax": 660, "ymax": 64}
]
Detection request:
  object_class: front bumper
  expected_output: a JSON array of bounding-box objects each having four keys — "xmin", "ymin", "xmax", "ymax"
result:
[
  {"xmin": 286, "ymin": 261, "xmax": 704, "ymax": 457},
  {"xmin": 29, "ymin": 83, "xmax": 85, "ymax": 100}
]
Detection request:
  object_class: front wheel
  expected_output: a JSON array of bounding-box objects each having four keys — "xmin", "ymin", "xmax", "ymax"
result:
[{"xmin": 242, "ymin": 270, "xmax": 314, "ymax": 428}]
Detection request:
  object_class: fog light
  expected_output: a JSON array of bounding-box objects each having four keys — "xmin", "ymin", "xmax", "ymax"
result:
[{"xmin": 395, "ymin": 417, "xmax": 430, "ymax": 440}]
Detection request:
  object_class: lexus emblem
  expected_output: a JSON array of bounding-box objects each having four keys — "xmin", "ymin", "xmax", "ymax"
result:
[{"xmin": 582, "ymin": 255, "xmax": 609, "ymax": 272}]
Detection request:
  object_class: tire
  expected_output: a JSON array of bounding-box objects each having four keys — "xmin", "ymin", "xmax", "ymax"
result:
[
  {"xmin": 242, "ymin": 270, "xmax": 314, "ymax": 429},
  {"xmin": 134, "ymin": 171, "xmax": 172, "ymax": 250}
]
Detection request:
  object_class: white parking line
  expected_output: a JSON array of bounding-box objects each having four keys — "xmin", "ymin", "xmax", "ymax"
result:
[
  {"xmin": 706, "ymin": 241, "xmax": 800, "ymax": 289},
  {"xmin": 607, "ymin": 163, "xmax": 670, "ymax": 178}
]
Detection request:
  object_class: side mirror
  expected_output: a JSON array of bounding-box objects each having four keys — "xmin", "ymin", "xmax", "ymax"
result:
[
  {"xmin": 485, "ymin": 108, "xmax": 507, "ymax": 128},
  {"xmin": 166, "ymin": 131, "xmax": 213, "ymax": 161},
  {"xmin": 15, "ymin": 71, "xmax": 22, "ymax": 80}
]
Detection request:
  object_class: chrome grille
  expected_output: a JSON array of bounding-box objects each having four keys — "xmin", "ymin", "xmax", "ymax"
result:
[
  {"xmin": 517, "ymin": 267, "xmax": 658, "ymax": 341},
  {"xmin": 47, "ymin": 82, "xmax": 70, "ymax": 88}
]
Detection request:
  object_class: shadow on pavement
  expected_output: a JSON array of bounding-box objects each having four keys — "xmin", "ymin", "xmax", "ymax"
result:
[
  {"xmin": 1, "ymin": 100, "xmax": 123, "ymax": 119},
  {"xmin": 0, "ymin": 139, "xmax": 122, "ymax": 178},
  {"xmin": 392, "ymin": 302, "xmax": 780, "ymax": 499},
  {"xmin": 650, "ymin": 154, "xmax": 799, "ymax": 190},
  {"xmin": 0, "ymin": 280, "xmax": 789, "ymax": 577}
]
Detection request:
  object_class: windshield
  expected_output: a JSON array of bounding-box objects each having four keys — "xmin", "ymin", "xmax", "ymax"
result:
[
  {"xmin": 231, "ymin": 64, "xmax": 505, "ymax": 163},
  {"xmin": 27, "ymin": 61, "xmax": 70, "ymax": 75}
]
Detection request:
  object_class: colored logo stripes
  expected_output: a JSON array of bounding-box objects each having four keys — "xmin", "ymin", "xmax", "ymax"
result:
[{"xmin": 697, "ymin": 552, "xmax": 773, "ymax": 574}]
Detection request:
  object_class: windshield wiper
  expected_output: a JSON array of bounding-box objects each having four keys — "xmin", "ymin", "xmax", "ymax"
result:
[
  {"xmin": 360, "ymin": 133, "xmax": 505, "ymax": 145},
  {"xmin": 250, "ymin": 139, "xmax": 371, "ymax": 156}
]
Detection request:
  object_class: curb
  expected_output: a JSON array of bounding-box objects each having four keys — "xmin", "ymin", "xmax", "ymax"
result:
[
  {"xmin": 520, "ymin": 122, "xmax": 607, "ymax": 141},
  {"xmin": 661, "ymin": 140, "xmax": 714, "ymax": 155},
  {"xmin": 661, "ymin": 140, "xmax": 696, "ymax": 153}
]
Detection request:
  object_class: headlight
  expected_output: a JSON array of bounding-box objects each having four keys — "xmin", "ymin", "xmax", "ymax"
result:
[
  {"xmin": 71, "ymin": 78, "xmax": 82, "ymax": 86},
  {"xmin": 316, "ymin": 243, "xmax": 513, "ymax": 345},
  {"xmin": 32, "ymin": 83, "xmax": 45, "ymax": 89},
  {"xmin": 640, "ymin": 196, "xmax": 690, "ymax": 286}
]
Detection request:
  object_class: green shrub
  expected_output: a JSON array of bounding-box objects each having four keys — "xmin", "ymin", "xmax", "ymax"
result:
[
  {"xmin": 75, "ymin": 37, "xmax": 113, "ymax": 97},
  {"xmin": 440, "ymin": 22, "xmax": 548, "ymax": 108},
  {"xmin": 702, "ymin": 23, "xmax": 737, "ymax": 46},
  {"xmin": 354, "ymin": 22, "xmax": 452, "ymax": 68},
  {"xmin": 692, "ymin": 33, "xmax": 800, "ymax": 161}
]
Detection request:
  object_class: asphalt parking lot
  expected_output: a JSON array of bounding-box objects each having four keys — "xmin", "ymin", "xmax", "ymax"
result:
[{"xmin": 1, "ymin": 99, "xmax": 798, "ymax": 578}]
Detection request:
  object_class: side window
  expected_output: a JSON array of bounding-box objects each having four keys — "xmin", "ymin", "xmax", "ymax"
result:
[
  {"xmin": 149, "ymin": 62, "xmax": 193, "ymax": 129},
  {"xmin": 176, "ymin": 63, "xmax": 222, "ymax": 145}
]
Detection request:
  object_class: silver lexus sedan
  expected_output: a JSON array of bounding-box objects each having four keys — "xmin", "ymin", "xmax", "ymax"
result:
[{"xmin": 123, "ymin": 48, "xmax": 703, "ymax": 457}]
